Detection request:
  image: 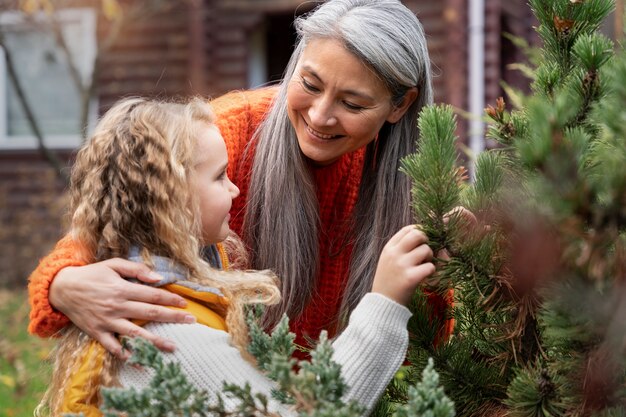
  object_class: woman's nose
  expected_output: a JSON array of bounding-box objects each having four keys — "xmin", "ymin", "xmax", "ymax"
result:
[{"xmin": 308, "ymin": 96, "xmax": 337, "ymax": 127}]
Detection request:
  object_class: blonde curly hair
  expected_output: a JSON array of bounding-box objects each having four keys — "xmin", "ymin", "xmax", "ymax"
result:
[{"xmin": 37, "ymin": 97, "xmax": 280, "ymax": 416}]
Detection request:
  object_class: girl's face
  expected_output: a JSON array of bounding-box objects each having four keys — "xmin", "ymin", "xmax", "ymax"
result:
[
  {"xmin": 286, "ymin": 37, "xmax": 415, "ymax": 166},
  {"xmin": 192, "ymin": 123, "xmax": 240, "ymax": 244}
]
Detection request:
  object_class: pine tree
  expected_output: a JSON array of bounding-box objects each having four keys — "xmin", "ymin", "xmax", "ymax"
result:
[{"xmin": 387, "ymin": 0, "xmax": 626, "ymax": 416}]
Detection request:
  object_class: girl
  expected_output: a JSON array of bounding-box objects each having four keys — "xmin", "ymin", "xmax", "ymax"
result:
[{"xmin": 37, "ymin": 97, "xmax": 436, "ymax": 416}]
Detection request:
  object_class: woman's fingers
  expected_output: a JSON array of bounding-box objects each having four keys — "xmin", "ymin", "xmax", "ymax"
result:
[
  {"xmin": 98, "ymin": 332, "xmax": 127, "ymax": 359},
  {"xmin": 100, "ymin": 261, "xmax": 188, "ymax": 309},
  {"xmin": 114, "ymin": 320, "xmax": 177, "ymax": 354},
  {"xmin": 101, "ymin": 258, "xmax": 164, "ymax": 284},
  {"xmin": 49, "ymin": 260, "xmax": 192, "ymax": 357},
  {"xmin": 98, "ymin": 320, "xmax": 177, "ymax": 359},
  {"xmin": 123, "ymin": 281, "xmax": 187, "ymax": 309},
  {"xmin": 121, "ymin": 299, "xmax": 196, "ymax": 325},
  {"xmin": 83, "ymin": 299, "xmax": 185, "ymax": 356}
]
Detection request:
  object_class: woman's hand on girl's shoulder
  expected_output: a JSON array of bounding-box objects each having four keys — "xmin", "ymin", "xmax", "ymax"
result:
[
  {"xmin": 372, "ymin": 225, "xmax": 435, "ymax": 306},
  {"xmin": 50, "ymin": 259, "xmax": 195, "ymax": 358}
]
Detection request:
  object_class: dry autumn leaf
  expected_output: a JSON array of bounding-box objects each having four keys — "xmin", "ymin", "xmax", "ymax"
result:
[
  {"xmin": 19, "ymin": 0, "xmax": 53, "ymax": 15},
  {"xmin": 102, "ymin": 0, "xmax": 123, "ymax": 21},
  {"xmin": 0, "ymin": 374, "xmax": 16, "ymax": 389},
  {"xmin": 554, "ymin": 15, "xmax": 575, "ymax": 34}
]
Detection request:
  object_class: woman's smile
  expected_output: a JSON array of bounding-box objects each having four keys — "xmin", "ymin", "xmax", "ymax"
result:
[{"xmin": 303, "ymin": 116, "xmax": 343, "ymax": 141}]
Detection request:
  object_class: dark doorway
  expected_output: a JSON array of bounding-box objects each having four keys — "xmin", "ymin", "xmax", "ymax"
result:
[{"xmin": 265, "ymin": 9, "xmax": 309, "ymax": 82}]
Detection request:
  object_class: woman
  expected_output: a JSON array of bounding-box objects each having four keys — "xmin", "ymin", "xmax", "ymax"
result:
[{"xmin": 28, "ymin": 0, "xmax": 451, "ymax": 356}]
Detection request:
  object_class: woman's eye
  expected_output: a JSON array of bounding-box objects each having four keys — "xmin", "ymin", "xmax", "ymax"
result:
[
  {"xmin": 343, "ymin": 101, "xmax": 365, "ymax": 111},
  {"xmin": 301, "ymin": 78, "xmax": 320, "ymax": 93}
]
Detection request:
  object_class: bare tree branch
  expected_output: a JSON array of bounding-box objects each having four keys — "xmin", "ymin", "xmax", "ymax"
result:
[
  {"xmin": 0, "ymin": 0, "xmax": 185, "ymax": 179},
  {"xmin": 0, "ymin": 29, "xmax": 69, "ymax": 184},
  {"xmin": 47, "ymin": 14, "xmax": 92, "ymax": 141},
  {"xmin": 49, "ymin": 17, "xmax": 85, "ymax": 96}
]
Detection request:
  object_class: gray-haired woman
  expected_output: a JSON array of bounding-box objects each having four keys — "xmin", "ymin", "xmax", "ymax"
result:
[{"xmin": 28, "ymin": 0, "xmax": 453, "ymax": 358}]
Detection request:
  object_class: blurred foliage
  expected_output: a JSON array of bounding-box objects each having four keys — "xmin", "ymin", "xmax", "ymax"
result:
[
  {"xmin": 0, "ymin": 289, "xmax": 54, "ymax": 417},
  {"xmin": 384, "ymin": 1, "xmax": 626, "ymax": 416}
]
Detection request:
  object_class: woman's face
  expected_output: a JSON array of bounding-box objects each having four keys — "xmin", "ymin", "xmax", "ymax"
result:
[
  {"xmin": 286, "ymin": 38, "xmax": 412, "ymax": 166},
  {"xmin": 192, "ymin": 123, "xmax": 240, "ymax": 244}
]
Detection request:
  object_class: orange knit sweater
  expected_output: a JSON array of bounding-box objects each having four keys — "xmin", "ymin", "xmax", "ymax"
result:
[
  {"xmin": 28, "ymin": 87, "xmax": 451, "ymax": 348},
  {"xmin": 209, "ymin": 88, "xmax": 367, "ymax": 351}
]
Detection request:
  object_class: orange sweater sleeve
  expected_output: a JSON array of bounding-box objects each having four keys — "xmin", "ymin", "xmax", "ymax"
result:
[{"xmin": 27, "ymin": 235, "xmax": 86, "ymax": 337}]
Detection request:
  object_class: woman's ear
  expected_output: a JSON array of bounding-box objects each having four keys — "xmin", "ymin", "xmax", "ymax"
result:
[{"xmin": 386, "ymin": 87, "xmax": 418, "ymax": 124}]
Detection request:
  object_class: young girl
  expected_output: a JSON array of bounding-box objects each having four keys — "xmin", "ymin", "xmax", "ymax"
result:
[{"xmin": 36, "ymin": 97, "xmax": 436, "ymax": 416}]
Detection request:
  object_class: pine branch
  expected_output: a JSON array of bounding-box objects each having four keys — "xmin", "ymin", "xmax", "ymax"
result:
[
  {"xmin": 505, "ymin": 365, "xmax": 566, "ymax": 417},
  {"xmin": 100, "ymin": 337, "xmax": 212, "ymax": 417},
  {"xmin": 394, "ymin": 359, "xmax": 455, "ymax": 417},
  {"xmin": 401, "ymin": 105, "xmax": 462, "ymax": 252}
]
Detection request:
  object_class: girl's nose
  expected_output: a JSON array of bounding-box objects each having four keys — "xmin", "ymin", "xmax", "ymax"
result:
[{"xmin": 229, "ymin": 179, "xmax": 240, "ymax": 198}]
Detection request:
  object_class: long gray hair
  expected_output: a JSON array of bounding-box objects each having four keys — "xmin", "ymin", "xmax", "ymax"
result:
[{"xmin": 243, "ymin": 0, "xmax": 433, "ymax": 327}]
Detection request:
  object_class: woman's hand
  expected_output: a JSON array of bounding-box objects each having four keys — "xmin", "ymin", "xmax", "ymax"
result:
[
  {"xmin": 49, "ymin": 258, "xmax": 196, "ymax": 358},
  {"xmin": 372, "ymin": 225, "xmax": 435, "ymax": 306}
]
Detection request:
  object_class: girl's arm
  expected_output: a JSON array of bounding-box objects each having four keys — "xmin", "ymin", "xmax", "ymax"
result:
[
  {"xmin": 119, "ymin": 224, "xmax": 432, "ymax": 416},
  {"xmin": 327, "ymin": 293, "xmax": 412, "ymax": 411},
  {"xmin": 119, "ymin": 293, "xmax": 410, "ymax": 416}
]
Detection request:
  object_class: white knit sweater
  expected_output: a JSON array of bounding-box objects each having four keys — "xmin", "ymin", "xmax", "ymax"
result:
[{"xmin": 118, "ymin": 293, "xmax": 411, "ymax": 416}]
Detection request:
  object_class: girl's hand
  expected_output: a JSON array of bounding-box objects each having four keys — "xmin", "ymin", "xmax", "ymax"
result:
[
  {"xmin": 372, "ymin": 225, "xmax": 435, "ymax": 306},
  {"xmin": 49, "ymin": 259, "xmax": 196, "ymax": 358}
]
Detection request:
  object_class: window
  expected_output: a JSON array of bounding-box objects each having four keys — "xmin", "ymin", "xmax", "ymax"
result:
[{"xmin": 0, "ymin": 8, "xmax": 97, "ymax": 149}]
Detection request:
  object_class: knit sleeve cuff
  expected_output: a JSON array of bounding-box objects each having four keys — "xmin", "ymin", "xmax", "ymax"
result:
[
  {"xmin": 349, "ymin": 292, "xmax": 412, "ymax": 331},
  {"xmin": 330, "ymin": 293, "xmax": 412, "ymax": 414},
  {"xmin": 28, "ymin": 235, "xmax": 87, "ymax": 337}
]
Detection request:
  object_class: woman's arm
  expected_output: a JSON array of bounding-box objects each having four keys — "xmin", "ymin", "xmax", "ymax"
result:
[
  {"xmin": 28, "ymin": 237, "xmax": 193, "ymax": 356},
  {"xmin": 118, "ymin": 293, "xmax": 410, "ymax": 416},
  {"xmin": 28, "ymin": 235, "xmax": 88, "ymax": 336}
]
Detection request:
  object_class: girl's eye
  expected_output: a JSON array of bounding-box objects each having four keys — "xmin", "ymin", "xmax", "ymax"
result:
[
  {"xmin": 217, "ymin": 171, "xmax": 226, "ymax": 180},
  {"xmin": 301, "ymin": 77, "xmax": 320, "ymax": 93}
]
